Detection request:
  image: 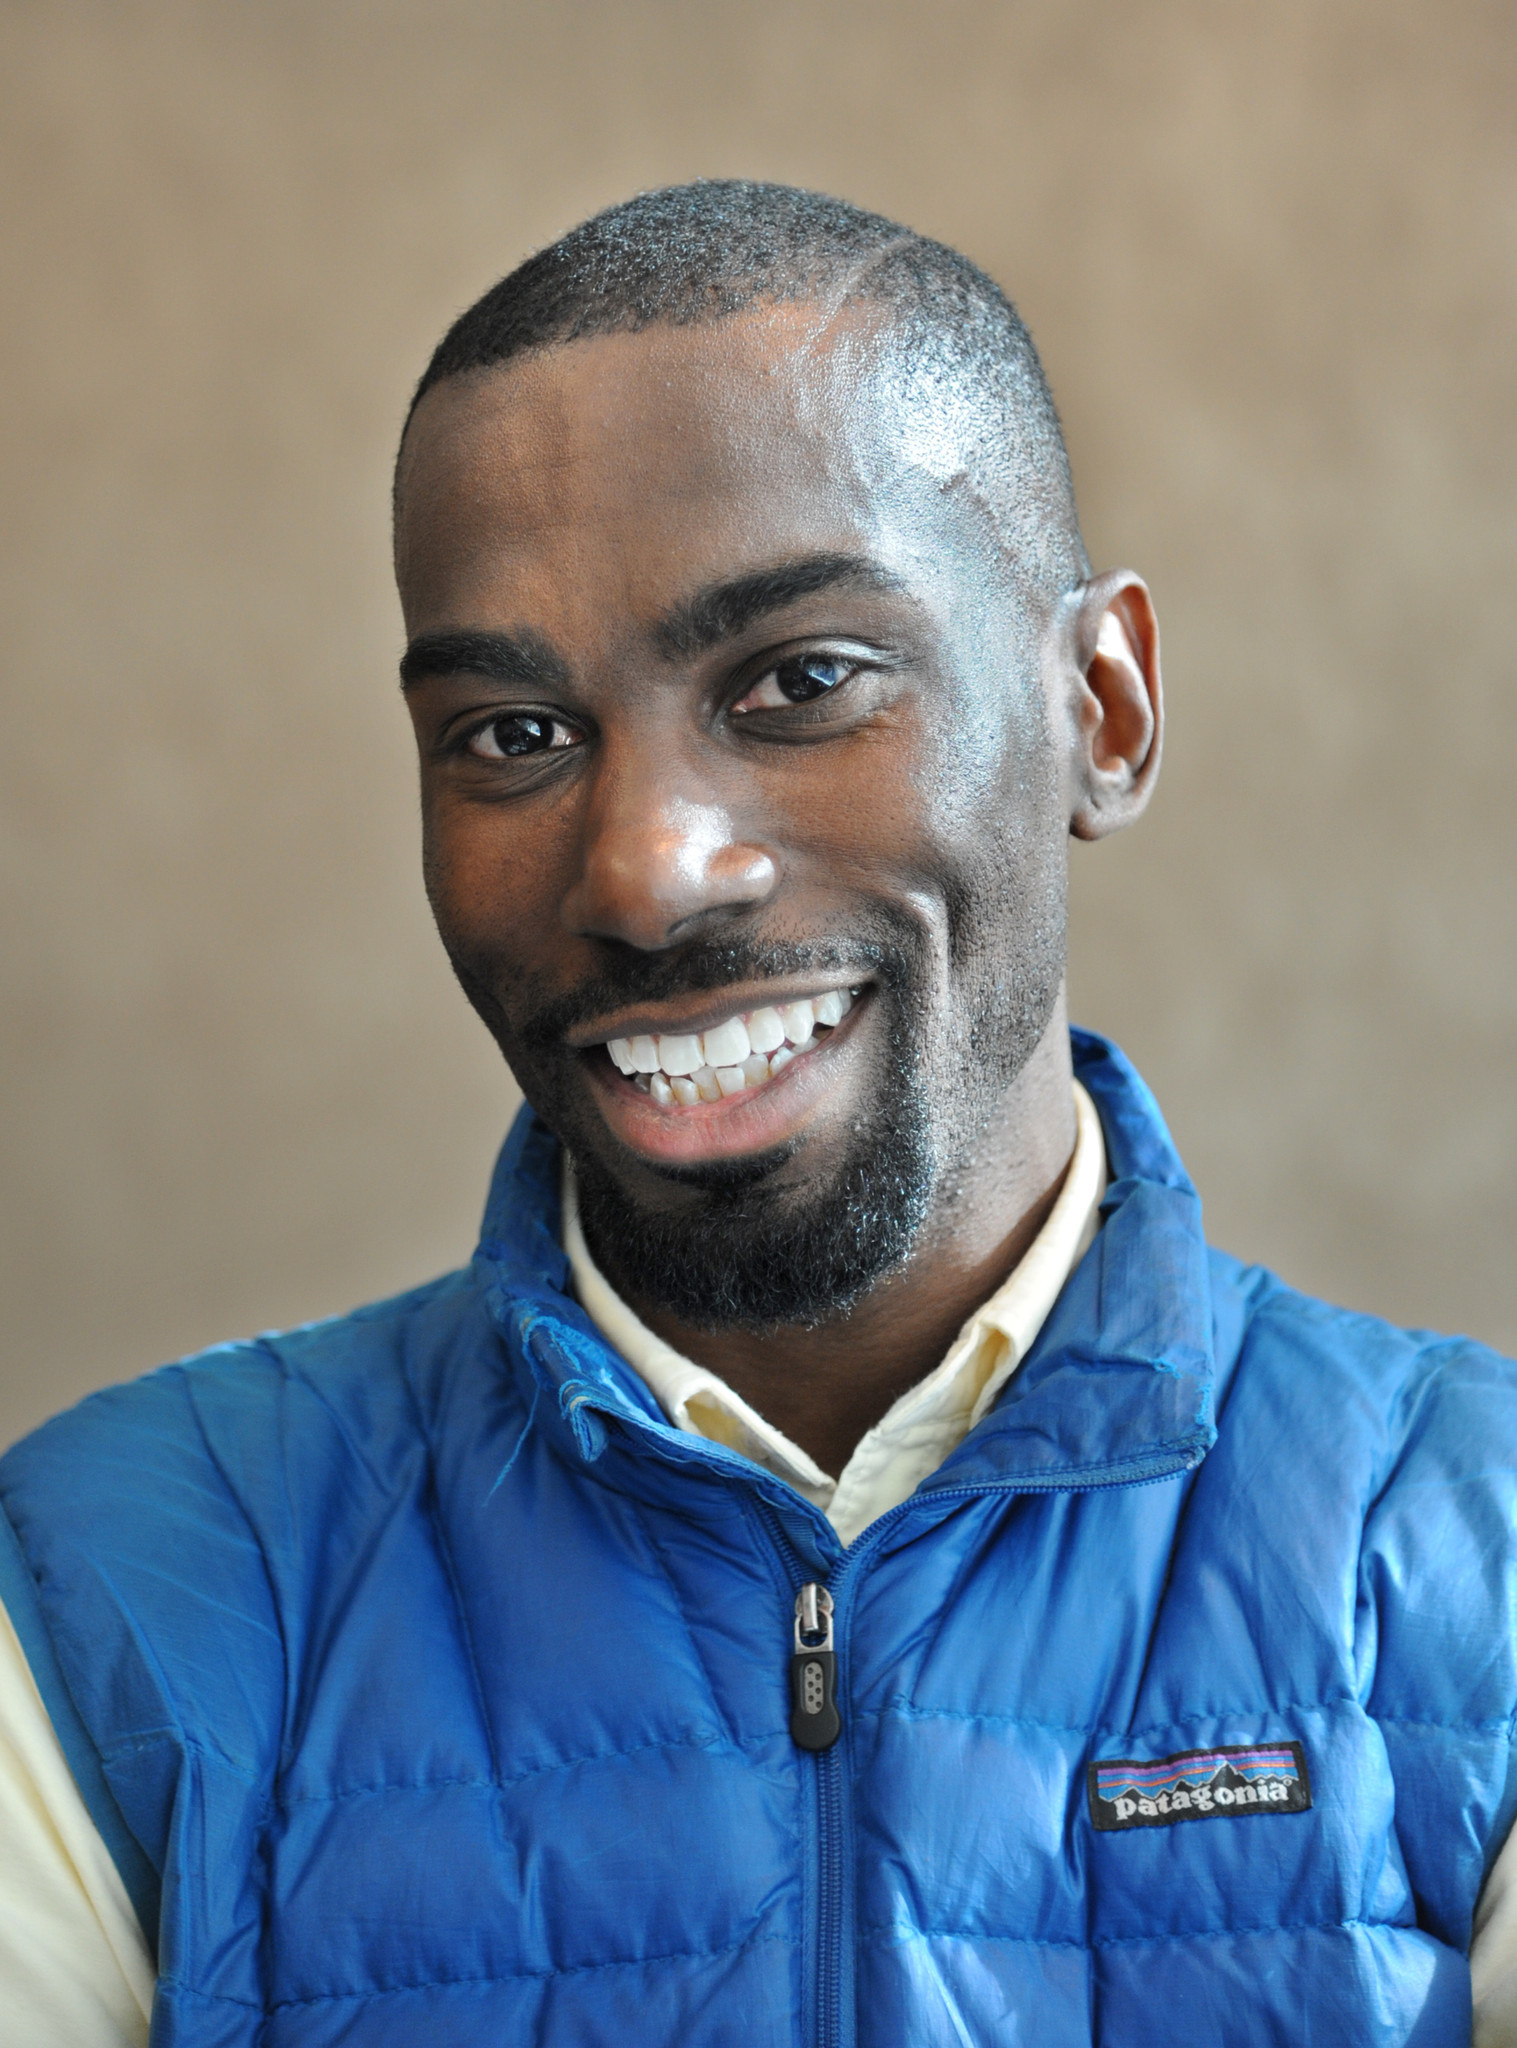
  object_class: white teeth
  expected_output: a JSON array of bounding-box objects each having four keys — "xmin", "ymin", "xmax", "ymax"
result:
[
  {"xmin": 657, "ymin": 1032, "xmax": 704, "ymax": 1076},
  {"xmin": 606, "ymin": 987, "xmax": 860, "ymax": 1101},
  {"xmin": 701, "ymin": 1016, "xmax": 751, "ymax": 1068},
  {"xmin": 813, "ymin": 989, "xmax": 850, "ymax": 1028},
  {"xmin": 745, "ymin": 1006, "xmax": 786, "ymax": 1054}
]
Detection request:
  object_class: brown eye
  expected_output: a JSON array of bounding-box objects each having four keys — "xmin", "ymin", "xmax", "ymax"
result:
[
  {"xmin": 468, "ymin": 713, "xmax": 578, "ymax": 759},
  {"xmin": 777, "ymin": 656, "xmax": 846, "ymax": 702},
  {"xmin": 733, "ymin": 656, "xmax": 853, "ymax": 715}
]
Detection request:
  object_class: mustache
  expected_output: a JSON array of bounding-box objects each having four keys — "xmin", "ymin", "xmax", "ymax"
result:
[{"xmin": 514, "ymin": 932, "xmax": 909, "ymax": 1055}]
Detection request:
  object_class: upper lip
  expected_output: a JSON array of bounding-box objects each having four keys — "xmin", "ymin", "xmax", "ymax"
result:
[{"xmin": 566, "ymin": 978, "xmax": 869, "ymax": 1051}]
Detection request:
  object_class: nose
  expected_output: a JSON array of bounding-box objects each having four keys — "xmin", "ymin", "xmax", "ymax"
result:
[{"xmin": 561, "ymin": 757, "xmax": 779, "ymax": 951}]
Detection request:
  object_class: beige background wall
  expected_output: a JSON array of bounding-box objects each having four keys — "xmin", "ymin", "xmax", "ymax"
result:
[{"xmin": 2, "ymin": 0, "xmax": 1513, "ymax": 1447}]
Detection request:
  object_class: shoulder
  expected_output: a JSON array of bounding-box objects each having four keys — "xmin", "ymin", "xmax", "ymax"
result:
[
  {"xmin": 0, "ymin": 1267, "xmax": 499, "ymax": 1718},
  {"xmin": 0, "ymin": 1264, "xmax": 515, "ymax": 1927},
  {"xmin": 1200, "ymin": 1253, "xmax": 1517, "ymax": 1730},
  {"xmin": 0, "ymin": 1265, "xmax": 510, "ymax": 1834},
  {"xmin": 1208, "ymin": 1243, "xmax": 1517, "ymax": 1438},
  {"xmin": 1207, "ymin": 1247, "xmax": 1517, "ymax": 1609},
  {"xmin": 0, "ymin": 1263, "xmax": 508, "ymax": 1606},
  {"xmin": 1, "ymin": 1263, "xmax": 488, "ymax": 1508}
]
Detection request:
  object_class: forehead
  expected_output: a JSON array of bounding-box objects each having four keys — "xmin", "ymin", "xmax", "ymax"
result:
[{"xmin": 393, "ymin": 306, "xmax": 990, "ymax": 638}]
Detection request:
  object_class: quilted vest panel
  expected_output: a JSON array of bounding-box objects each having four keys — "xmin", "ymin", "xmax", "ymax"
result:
[{"xmin": 2, "ymin": 1032, "xmax": 1514, "ymax": 2047}]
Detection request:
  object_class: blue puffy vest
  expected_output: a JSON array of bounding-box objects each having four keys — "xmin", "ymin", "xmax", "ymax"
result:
[{"xmin": 3, "ymin": 1031, "xmax": 1515, "ymax": 2046}]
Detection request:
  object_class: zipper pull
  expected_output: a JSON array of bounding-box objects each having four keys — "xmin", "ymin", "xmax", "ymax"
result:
[{"xmin": 790, "ymin": 1582, "xmax": 841, "ymax": 1750}]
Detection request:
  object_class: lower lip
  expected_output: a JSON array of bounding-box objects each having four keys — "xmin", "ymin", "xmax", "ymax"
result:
[{"xmin": 584, "ymin": 999, "xmax": 868, "ymax": 1166}]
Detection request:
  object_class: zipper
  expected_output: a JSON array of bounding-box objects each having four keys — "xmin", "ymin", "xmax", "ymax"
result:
[
  {"xmin": 750, "ymin": 1457, "xmax": 1207, "ymax": 2048},
  {"xmin": 520, "ymin": 1334, "xmax": 1208, "ymax": 2040},
  {"xmin": 784, "ymin": 1572, "xmax": 848, "ymax": 2048},
  {"xmin": 790, "ymin": 1584, "xmax": 841, "ymax": 1749},
  {"xmin": 748, "ymin": 1488, "xmax": 852, "ymax": 2048},
  {"xmin": 812, "ymin": 1735, "xmax": 845, "ymax": 2048},
  {"xmin": 790, "ymin": 1585, "xmax": 845, "ymax": 2048}
]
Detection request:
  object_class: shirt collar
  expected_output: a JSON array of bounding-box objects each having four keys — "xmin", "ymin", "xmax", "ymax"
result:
[
  {"xmin": 474, "ymin": 1031, "xmax": 1218, "ymax": 1557},
  {"xmin": 560, "ymin": 1081, "xmax": 1108, "ymax": 1543}
]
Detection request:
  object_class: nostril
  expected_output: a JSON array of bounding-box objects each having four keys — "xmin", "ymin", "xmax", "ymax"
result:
[
  {"xmin": 565, "ymin": 798, "xmax": 778, "ymax": 948},
  {"xmin": 709, "ymin": 845, "xmax": 779, "ymax": 902},
  {"xmin": 664, "ymin": 802, "xmax": 776, "ymax": 903}
]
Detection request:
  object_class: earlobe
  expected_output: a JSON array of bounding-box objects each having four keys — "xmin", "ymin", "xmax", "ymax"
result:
[{"xmin": 1066, "ymin": 571, "xmax": 1163, "ymax": 843}]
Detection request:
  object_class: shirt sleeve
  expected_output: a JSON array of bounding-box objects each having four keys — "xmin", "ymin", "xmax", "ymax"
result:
[
  {"xmin": 0, "ymin": 1599, "xmax": 153, "ymax": 2045},
  {"xmin": 1474, "ymin": 1817, "xmax": 1517, "ymax": 2047}
]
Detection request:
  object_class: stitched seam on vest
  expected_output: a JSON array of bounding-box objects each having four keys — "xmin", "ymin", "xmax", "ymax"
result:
[
  {"xmin": 280, "ymin": 1352, "xmax": 407, "ymax": 1497},
  {"xmin": 733, "ymin": 1488, "xmax": 809, "ymax": 1608},
  {"xmin": 924, "ymin": 1444, "xmax": 1209, "ymax": 1490},
  {"xmin": 96, "ymin": 1729, "xmax": 263, "ymax": 1780},
  {"xmin": 863, "ymin": 1693, "xmax": 1362, "ymax": 1737},
  {"xmin": 158, "ymin": 1928, "xmax": 798, "ymax": 2010},
  {"xmin": 400, "ymin": 1349, "xmax": 506, "ymax": 1789},
  {"xmin": 1351, "ymin": 1335, "xmax": 1457, "ymax": 1716},
  {"xmin": 148, "ymin": 1370, "xmax": 290, "ymax": 1792},
  {"xmin": 874, "ymin": 1698, "xmax": 1516, "ymax": 1736},
  {"xmin": 625, "ymin": 1496, "xmax": 742, "ymax": 1751},
  {"xmin": 421, "ymin": 1492, "xmax": 500, "ymax": 1778},
  {"xmin": 1374, "ymin": 1713, "xmax": 1517, "ymax": 1733},
  {"xmin": 271, "ymin": 1726, "xmax": 780, "ymax": 1806},
  {"xmin": 179, "ymin": 1354, "xmax": 290, "ymax": 2020},
  {"xmin": 857, "ymin": 1915, "xmax": 1424, "ymax": 1953},
  {"xmin": 178, "ymin": 1357, "xmax": 290, "ymax": 1775},
  {"xmin": 910, "ymin": 1498, "xmax": 1015, "ymax": 1686}
]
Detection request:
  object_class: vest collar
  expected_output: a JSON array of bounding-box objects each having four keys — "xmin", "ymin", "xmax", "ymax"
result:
[
  {"xmin": 924, "ymin": 1028, "xmax": 1217, "ymax": 1493},
  {"xmin": 473, "ymin": 1029, "xmax": 1216, "ymax": 1513}
]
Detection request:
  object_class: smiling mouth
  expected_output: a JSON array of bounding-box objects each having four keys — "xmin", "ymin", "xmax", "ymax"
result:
[{"xmin": 602, "ymin": 988, "xmax": 858, "ymax": 1107}]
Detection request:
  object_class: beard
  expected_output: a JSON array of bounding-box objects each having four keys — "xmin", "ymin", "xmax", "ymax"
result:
[
  {"xmin": 574, "ymin": 943, "xmax": 936, "ymax": 1330},
  {"xmin": 446, "ymin": 843, "xmax": 1065, "ymax": 1333}
]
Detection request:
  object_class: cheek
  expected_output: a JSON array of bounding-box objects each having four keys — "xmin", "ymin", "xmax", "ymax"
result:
[
  {"xmin": 868, "ymin": 700, "xmax": 1052, "ymax": 892},
  {"xmin": 915, "ymin": 735, "xmax": 1068, "ymax": 981},
  {"xmin": 419, "ymin": 791, "xmax": 559, "ymax": 968},
  {"xmin": 417, "ymin": 789, "xmax": 474, "ymax": 936}
]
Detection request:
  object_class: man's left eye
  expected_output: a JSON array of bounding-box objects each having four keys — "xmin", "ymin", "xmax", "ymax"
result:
[
  {"xmin": 467, "ymin": 712, "xmax": 580, "ymax": 759},
  {"xmin": 731, "ymin": 655, "xmax": 855, "ymax": 715}
]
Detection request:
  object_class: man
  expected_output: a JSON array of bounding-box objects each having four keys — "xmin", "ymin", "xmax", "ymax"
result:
[{"xmin": 1, "ymin": 181, "xmax": 1514, "ymax": 2046}]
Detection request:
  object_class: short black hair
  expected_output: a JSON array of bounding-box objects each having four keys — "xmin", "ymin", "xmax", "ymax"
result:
[{"xmin": 402, "ymin": 180, "xmax": 1087, "ymax": 603}]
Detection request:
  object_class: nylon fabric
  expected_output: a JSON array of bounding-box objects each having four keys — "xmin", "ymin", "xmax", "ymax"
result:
[{"xmin": 0, "ymin": 1031, "xmax": 1512, "ymax": 2045}]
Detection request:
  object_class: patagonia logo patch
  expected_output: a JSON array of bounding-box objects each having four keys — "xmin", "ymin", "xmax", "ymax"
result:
[{"xmin": 1087, "ymin": 1741, "xmax": 1312, "ymax": 1831}]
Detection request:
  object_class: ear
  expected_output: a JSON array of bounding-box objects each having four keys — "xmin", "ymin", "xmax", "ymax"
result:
[{"xmin": 1061, "ymin": 570, "xmax": 1163, "ymax": 842}]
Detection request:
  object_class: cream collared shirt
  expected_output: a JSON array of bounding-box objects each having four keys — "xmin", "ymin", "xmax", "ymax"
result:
[
  {"xmin": 3, "ymin": 1081, "xmax": 1517, "ymax": 2043},
  {"xmin": 564, "ymin": 1080, "xmax": 1108, "ymax": 1547}
]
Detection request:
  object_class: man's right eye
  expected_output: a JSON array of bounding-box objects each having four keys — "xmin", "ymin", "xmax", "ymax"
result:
[{"xmin": 466, "ymin": 713, "xmax": 580, "ymax": 759}]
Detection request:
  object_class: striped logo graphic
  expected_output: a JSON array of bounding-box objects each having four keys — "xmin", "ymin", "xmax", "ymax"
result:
[{"xmin": 1087, "ymin": 1741, "xmax": 1311, "ymax": 1831}]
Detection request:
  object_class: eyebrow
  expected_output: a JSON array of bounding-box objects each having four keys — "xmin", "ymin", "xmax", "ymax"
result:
[
  {"xmin": 399, "ymin": 629, "xmax": 570, "ymax": 692},
  {"xmin": 399, "ymin": 552, "xmax": 905, "ymax": 691},
  {"xmin": 654, "ymin": 552, "xmax": 906, "ymax": 660}
]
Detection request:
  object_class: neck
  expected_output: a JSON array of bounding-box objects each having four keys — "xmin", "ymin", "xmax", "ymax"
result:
[{"xmin": 625, "ymin": 1004, "xmax": 1078, "ymax": 1478}]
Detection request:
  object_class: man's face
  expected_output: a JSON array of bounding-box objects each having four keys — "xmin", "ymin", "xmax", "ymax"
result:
[{"xmin": 395, "ymin": 305, "xmax": 1073, "ymax": 1327}]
